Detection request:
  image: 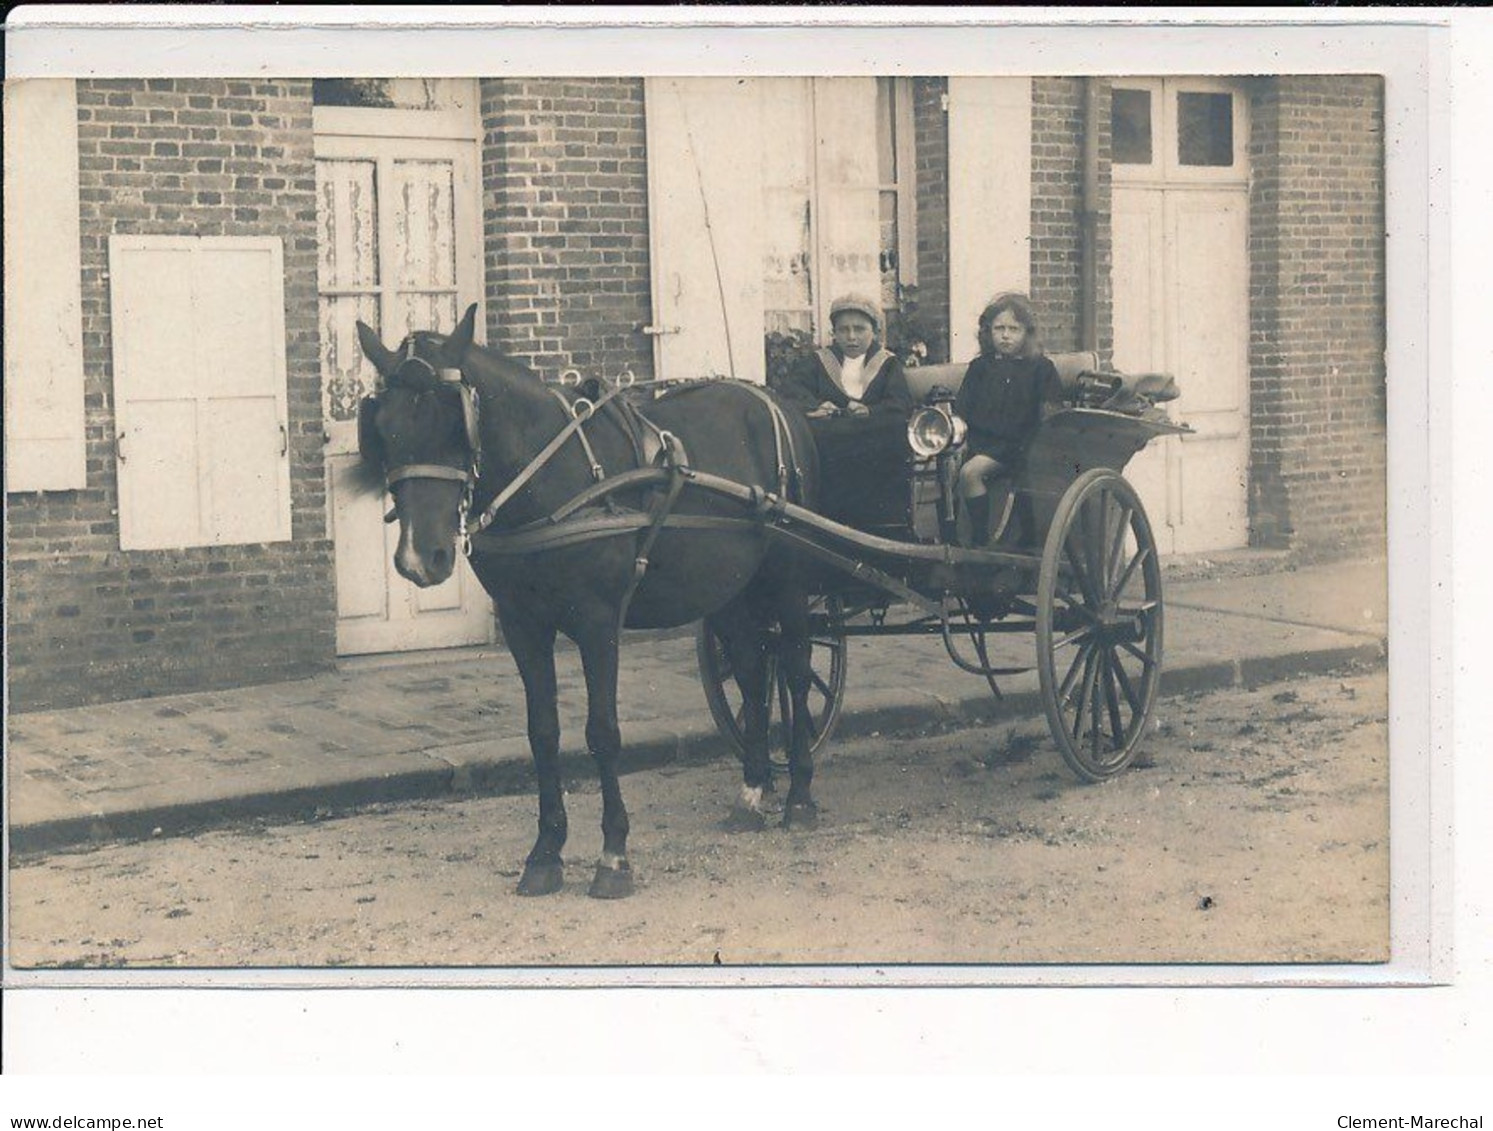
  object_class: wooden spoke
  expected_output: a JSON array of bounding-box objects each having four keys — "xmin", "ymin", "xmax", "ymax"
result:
[
  {"xmin": 1052, "ymin": 625, "xmax": 1095, "ymax": 650},
  {"xmin": 1072, "ymin": 648, "xmax": 1100, "ymax": 741},
  {"xmin": 1059, "ymin": 640, "xmax": 1092, "ymax": 703},
  {"xmin": 1054, "ymin": 589, "xmax": 1100, "ymax": 620},
  {"xmin": 1064, "ymin": 532, "xmax": 1102, "ymax": 608},
  {"xmin": 1110, "ymin": 542, "xmax": 1152, "ymax": 602},
  {"xmin": 1118, "ymin": 639, "xmax": 1155, "ymax": 669},
  {"xmin": 809, "ymin": 668, "xmax": 833, "ymax": 699},
  {"xmin": 1111, "ymin": 649, "xmax": 1143, "ymax": 715},
  {"xmin": 1102, "ymin": 650, "xmax": 1126, "ymax": 745},
  {"xmin": 775, "ymin": 663, "xmax": 791, "ymax": 739},
  {"xmin": 1089, "ymin": 651, "xmax": 1103, "ymax": 759},
  {"xmin": 1105, "ymin": 504, "xmax": 1133, "ymax": 594}
]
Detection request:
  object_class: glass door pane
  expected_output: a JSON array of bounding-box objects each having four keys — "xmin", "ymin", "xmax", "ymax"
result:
[
  {"xmin": 762, "ymin": 80, "xmax": 815, "ymax": 338},
  {"xmin": 814, "ymin": 78, "xmax": 884, "ymax": 321}
]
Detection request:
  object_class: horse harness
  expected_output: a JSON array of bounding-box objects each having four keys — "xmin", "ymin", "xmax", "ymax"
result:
[{"xmin": 375, "ymin": 342, "xmax": 806, "ymax": 623}]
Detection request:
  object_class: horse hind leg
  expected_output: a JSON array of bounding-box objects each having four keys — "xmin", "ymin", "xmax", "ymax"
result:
[
  {"xmin": 575, "ymin": 618, "xmax": 635, "ymax": 899},
  {"xmin": 776, "ymin": 591, "xmax": 819, "ymax": 830},
  {"xmin": 707, "ymin": 601, "xmax": 774, "ymax": 832}
]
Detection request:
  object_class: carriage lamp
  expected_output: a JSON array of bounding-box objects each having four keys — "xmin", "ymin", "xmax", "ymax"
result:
[{"xmin": 907, "ymin": 403, "xmax": 968, "ymax": 458}]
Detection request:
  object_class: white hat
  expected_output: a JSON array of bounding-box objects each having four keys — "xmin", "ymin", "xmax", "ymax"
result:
[{"xmin": 829, "ymin": 293, "xmax": 882, "ymax": 330}]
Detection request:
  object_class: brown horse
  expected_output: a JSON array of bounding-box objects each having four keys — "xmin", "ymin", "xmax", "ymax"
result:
[{"xmin": 355, "ymin": 305, "xmax": 822, "ymax": 898}]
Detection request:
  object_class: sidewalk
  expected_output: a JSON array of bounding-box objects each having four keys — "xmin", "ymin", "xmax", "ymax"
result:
[{"xmin": 5, "ymin": 558, "xmax": 1388, "ymax": 854}]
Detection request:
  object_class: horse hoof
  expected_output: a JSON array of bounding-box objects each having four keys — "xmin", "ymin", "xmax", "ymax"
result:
[
  {"xmin": 588, "ymin": 861, "xmax": 635, "ymax": 900},
  {"xmin": 723, "ymin": 805, "xmax": 768, "ymax": 833},
  {"xmin": 517, "ymin": 862, "xmax": 563, "ymax": 897},
  {"xmin": 782, "ymin": 802, "xmax": 819, "ymax": 830}
]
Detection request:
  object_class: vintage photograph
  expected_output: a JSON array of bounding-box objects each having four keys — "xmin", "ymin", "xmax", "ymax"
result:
[{"xmin": 5, "ymin": 65, "xmax": 1392, "ymax": 973}]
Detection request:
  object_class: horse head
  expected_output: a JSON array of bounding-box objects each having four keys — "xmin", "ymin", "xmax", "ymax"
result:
[{"xmin": 356, "ymin": 303, "xmax": 480, "ymax": 588}]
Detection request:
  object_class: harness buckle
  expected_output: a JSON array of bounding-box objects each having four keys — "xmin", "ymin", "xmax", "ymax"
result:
[
  {"xmin": 559, "ymin": 369, "xmax": 583, "ymax": 387},
  {"xmin": 571, "ymin": 397, "xmax": 595, "ymax": 422}
]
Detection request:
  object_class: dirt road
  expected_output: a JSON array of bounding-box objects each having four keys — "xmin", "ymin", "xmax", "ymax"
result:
[{"xmin": 7, "ymin": 666, "xmax": 1388, "ymax": 970}]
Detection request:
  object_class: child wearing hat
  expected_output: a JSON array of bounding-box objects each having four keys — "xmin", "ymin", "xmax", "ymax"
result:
[
  {"xmin": 955, "ymin": 292, "xmax": 1064, "ymax": 547},
  {"xmin": 775, "ymin": 293, "xmax": 913, "ymax": 419}
]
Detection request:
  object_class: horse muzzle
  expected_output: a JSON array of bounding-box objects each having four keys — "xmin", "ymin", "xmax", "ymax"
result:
[{"xmin": 394, "ymin": 525, "xmax": 457, "ymax": 588}]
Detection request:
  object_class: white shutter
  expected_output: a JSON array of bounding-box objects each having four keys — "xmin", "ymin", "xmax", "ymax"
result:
[
  {"xmin": 3, "ymin": 79, "xmax": 86, "ymax": 492},
  {"xmin": 948, "ymin": 77, "xmax": 1032, "ymax": 362},
  {"xmin": 110, "ymin": 236, "xmax": 292, "ymax": 550},
  {"xmin": 645, "ymin": 78, "xmax": 766, "ymax": 383}
]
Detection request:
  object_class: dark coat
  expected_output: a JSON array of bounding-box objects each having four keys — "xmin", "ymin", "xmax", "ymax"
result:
[
  {"xmin": 776, "ymin": 345, "xmax": 914, "ymax": 417},
  {"xmin": 953, "ymin": 353, "xmax": 1063, "ymax": 464}
]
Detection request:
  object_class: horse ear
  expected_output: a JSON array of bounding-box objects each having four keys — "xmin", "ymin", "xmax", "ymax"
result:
[
  {"xmin": 441, "ymin": 303, "xmax": 479, "ymax": 367},
  {"xmin": 357, "ymin": 321, "xmax": 398, "ymax": 377}
]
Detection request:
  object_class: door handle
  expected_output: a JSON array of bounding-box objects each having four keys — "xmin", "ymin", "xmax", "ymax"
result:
[
  {"xmin": 280, "ymin": 423, "xmax": 288, "ymax": 456},
  {"xmin": 117, "ymin": 431, "xmax": 127, "ymax": 463}
]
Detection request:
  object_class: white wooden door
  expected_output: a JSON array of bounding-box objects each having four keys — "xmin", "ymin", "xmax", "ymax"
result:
[
  {"xmin": 645, "ymin": 78, "xmax": 767, "ymax": 382},
  {"xmin": 315, "ymin": 125, "xmax": 492, "ymax": 655},
  {"xmin": 1113, "ymin": 78, "xmax": 1250, "ymax": 555}
]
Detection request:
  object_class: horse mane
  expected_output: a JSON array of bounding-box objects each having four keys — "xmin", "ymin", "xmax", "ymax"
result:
[{"xmin": 441, "ymin": 332, "xmax": 543, "ymax": 386}]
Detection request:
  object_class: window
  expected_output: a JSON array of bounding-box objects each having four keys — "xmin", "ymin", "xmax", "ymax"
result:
[
  {"xmin": 1177, "ymin": 91, "xmax": 1234, "ymax": 167},
  {"xmin": 1112, "ymin": 79, "xmax": 1245, "ymax": 183},
  {"xmin": 316, "ymin": 154, "xmax": 460, "ymax": 423},
  {"xmin": 110, "ymin": 236, "xmax": 292, "ymax": 550},
  {"xmin": 1112, "ymin": 87, "xmax": 1154, "ymax": 166}
]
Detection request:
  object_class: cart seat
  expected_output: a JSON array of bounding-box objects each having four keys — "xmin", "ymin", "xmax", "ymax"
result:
[{"xmin": 903, "ymin": 351, "xmax": 1099, "ymax": 403}]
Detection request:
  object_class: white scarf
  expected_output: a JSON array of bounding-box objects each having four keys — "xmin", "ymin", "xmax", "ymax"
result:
[{"xmin": 838, "ymin": 353, "xmax": 869, "ymax": 399}]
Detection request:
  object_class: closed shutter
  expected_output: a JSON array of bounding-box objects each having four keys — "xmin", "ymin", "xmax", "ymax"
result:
[
  {"xmin": 3, "ymin": 79, "xmax": 86, "ymax": 492},
  {"xmin": 947, "ymin": 77, "xmax": 1032, "ymax": 361},
  {"xmin": 644, "ymin": 78, "xmax": 766, "ymax": 383},
  {"xmin": 110, "ymin": 236, "xmax": 292, "ymax": 550}
]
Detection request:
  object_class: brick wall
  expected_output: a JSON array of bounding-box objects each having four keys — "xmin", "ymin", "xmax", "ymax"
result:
[
  {"xmin": 1248, "ymin": 76, "xmax": 1386, "ymax": 560},
  {"xmin": 6, "ymin": 79, "xmax": 334, "ymax": 712},
  {"xmin": 478, "ymin": 78, "xmax": 655, "ymax": 381},
  {"xmin": 1030, "ymin": 77, "xmax": 1113, "ymax": 358}
]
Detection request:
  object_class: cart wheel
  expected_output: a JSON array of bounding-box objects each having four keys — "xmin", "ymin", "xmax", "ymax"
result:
[
  {"xmin": 697, "ymin": 596, "xmax": 849, "ymax": 772},
  {"xmin": 1036, "ymin": 469, "xmax": 1163, "ymax": 782}
]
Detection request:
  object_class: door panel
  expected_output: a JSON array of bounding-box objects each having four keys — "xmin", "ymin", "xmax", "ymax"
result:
[
  {"xmin": 315, "ymin": 120, "xmax": 492, "ymax": 656},
  {"xmin": 1167, "ymin": 189, "xmax": 1249, "ymax": 550},
  {"xmin": 1112, "ymin": 188, "xmax": 1173, "ymax": 554},
  {"xmin": 645, "ymin": 78, "xmax": 766, "ymax": 382},
  {"xmin": 814, "ymin": 78, "xmax": 884, "ymax": 309}
]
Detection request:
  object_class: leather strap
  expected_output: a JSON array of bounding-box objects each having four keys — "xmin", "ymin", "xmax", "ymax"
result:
[
  {"xmin": 615, "ymin": 431, "xmax": 691, "ymax": 631},
  {"xmin": 469, "ymin": 382, "xmax": 630, "ymax": 533}
]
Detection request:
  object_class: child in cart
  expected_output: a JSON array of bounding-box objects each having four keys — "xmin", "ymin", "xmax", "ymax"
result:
[
  {"xmin": 775, "ymin": 293, "xmax": 916, "ymax": 530},
  {"xmin": 955, "ymin": 292, "xmax": 1065, "ymax": 547},
  {"xmin": 774, "ymin": 293, "xmax": 914, "ymax": 419}
]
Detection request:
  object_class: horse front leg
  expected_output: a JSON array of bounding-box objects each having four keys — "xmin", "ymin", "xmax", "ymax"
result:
[
  {"xmin": 499, "ymin": 602, "xmax": 568, "ymax": 897},
  {"xmin": 574, "ymin": 619, "xmax": 635, "ymax": 899}
]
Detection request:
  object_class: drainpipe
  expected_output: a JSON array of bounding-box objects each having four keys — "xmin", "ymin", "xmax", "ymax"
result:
[{"xmin": 1079, "ymin": 78, "xmax": 1102, "ymax": 354}]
